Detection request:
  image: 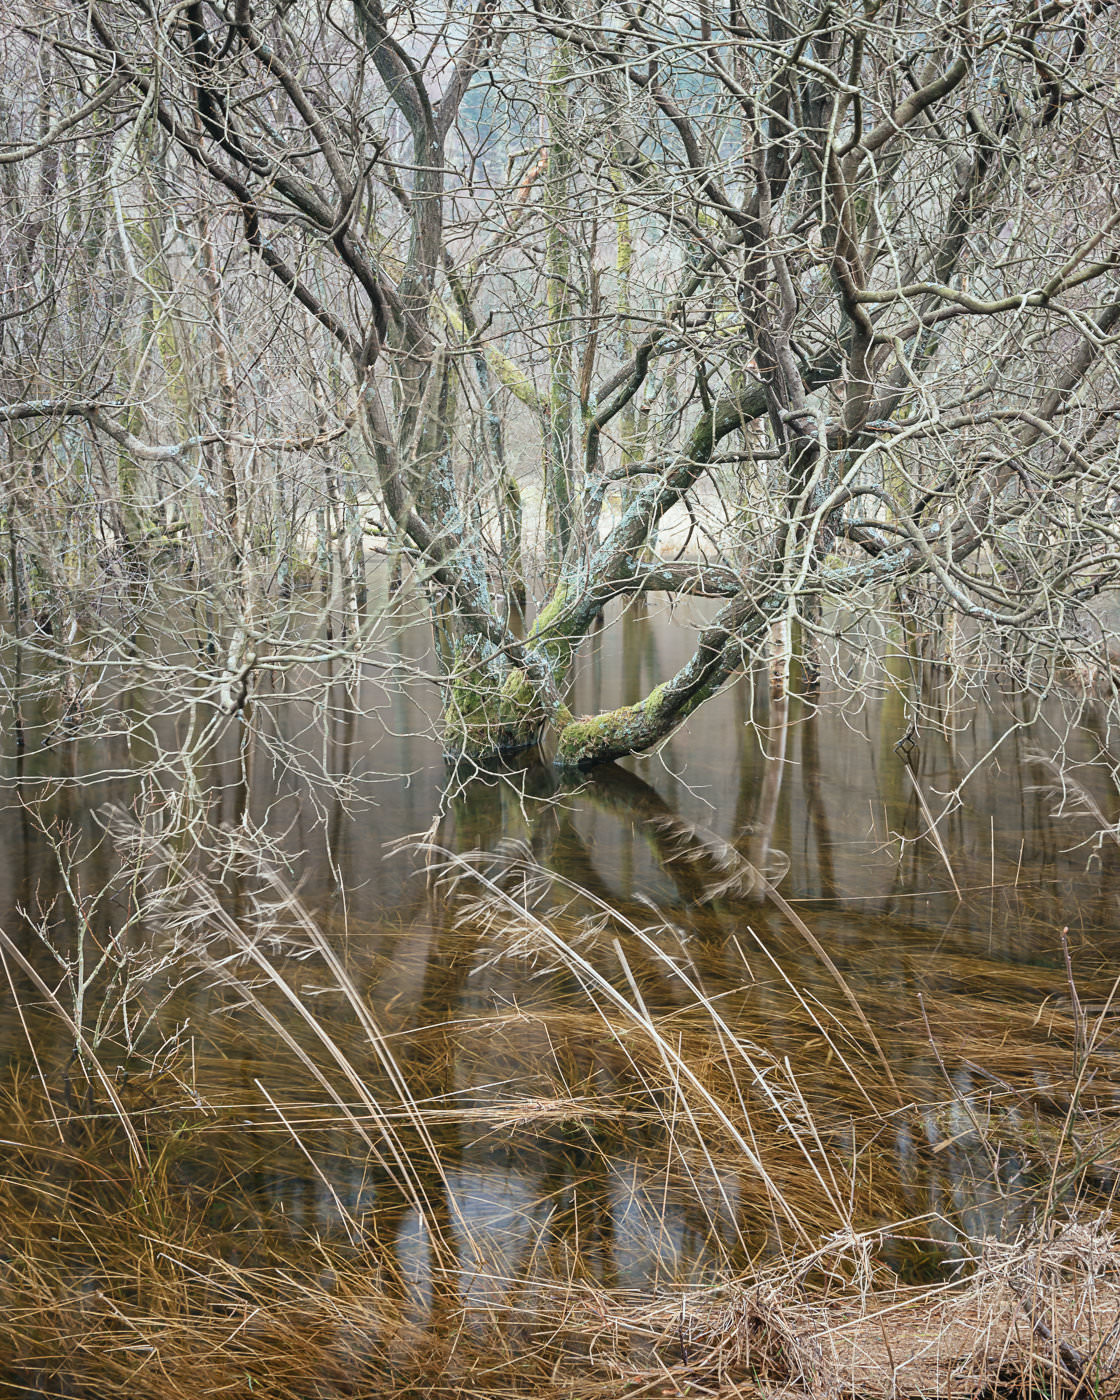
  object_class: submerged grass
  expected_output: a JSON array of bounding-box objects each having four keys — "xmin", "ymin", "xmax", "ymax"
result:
[{"xmin": 2, "ymin": 815, "xmax": 1120, "ymax": 1397}]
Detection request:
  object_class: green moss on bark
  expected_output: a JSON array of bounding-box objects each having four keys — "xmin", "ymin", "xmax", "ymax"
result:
[
  {"xmin": 526, "ymin": 583, "xmax": 582, "ymax": 671},
  {"xmin": 556, "ymin": 678, "xmax": 725, "ymax": 769},
  {"xmin": 555, "ymin": 684, "xmax": 666, "ymax": 769},
  {"xmin": 442, "ymin": 665, "xmax": 556, "ymax": 761}
]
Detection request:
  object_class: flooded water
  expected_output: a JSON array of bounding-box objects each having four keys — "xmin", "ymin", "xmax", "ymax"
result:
[{"xmin": 3, "ymin": 596, "xmax": 1120, "ymax": 1316}]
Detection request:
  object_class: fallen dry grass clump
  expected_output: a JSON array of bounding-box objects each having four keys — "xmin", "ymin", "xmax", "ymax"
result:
[{"xmin": 576, "ymin": 1223, "xmax": 1120, "ymax": 1398}]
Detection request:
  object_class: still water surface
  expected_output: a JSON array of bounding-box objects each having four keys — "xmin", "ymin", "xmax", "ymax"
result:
[{"xmin": 3, "ymin": 600, "xmax": 1119, "ymax": 1297}]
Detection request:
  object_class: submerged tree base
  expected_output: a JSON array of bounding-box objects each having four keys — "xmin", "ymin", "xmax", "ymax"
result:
[{"xmin": 440, "ymin": 664, "xmax": 564, "ymax": 764}]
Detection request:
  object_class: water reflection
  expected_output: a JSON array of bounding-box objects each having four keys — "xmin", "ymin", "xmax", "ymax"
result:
[{"xmin": 2, "ymin": 598, "xmax": 1120, "ymax": 1311}]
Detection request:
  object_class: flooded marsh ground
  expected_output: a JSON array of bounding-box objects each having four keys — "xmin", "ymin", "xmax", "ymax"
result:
[{"xmin": 3, "ymin": 605, "xmax": 1120, "ymax": 1397}]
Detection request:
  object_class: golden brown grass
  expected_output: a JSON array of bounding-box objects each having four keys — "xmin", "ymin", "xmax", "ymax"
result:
[
  {"xmin": 3, "ymin": 1081, "xmax": 1118, "ymax": 1400},
  {"xmin": 2, "ymin": 823, "xmax": 1120, "ymax": 1397}
]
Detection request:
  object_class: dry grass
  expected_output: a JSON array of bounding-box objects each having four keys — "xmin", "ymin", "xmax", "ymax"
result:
[
  {"xmin": 2, "ymin": 819, "xmax": 1120, "ymax": 1397},
  {"xmin": 4, "ymin": 1112, "xmax": 1118, "ymax": 1400},
  {"xmin": 577, "ymin": 1224, "xmax": 1120, "ymax": 1398}
]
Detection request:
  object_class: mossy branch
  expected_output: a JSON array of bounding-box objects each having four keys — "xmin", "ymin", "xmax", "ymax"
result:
[{"xmin": 555, "ymin": 574, "xmax": 782, "ymax": 767}]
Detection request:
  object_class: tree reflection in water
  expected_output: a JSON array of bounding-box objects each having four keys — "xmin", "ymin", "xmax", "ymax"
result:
[{"xmin": 1, "ymin": 635, "xmax": 1120, "ymax": 1376}]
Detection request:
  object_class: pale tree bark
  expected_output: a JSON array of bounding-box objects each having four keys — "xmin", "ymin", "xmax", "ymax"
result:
[{"xmin": 3, "ymin": 0, "xmax": 1120, "ymax": 771}]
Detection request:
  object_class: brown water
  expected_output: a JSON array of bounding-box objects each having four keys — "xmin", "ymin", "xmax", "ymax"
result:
[{"xmin": 3, "ymin": 599, "xmax": 1120, "ymax": 1308}]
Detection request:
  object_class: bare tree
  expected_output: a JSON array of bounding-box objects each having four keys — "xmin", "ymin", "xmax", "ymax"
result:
[{"xmin": 3, "ymin": 0, "xmax": 1120, "ymax": 769}]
